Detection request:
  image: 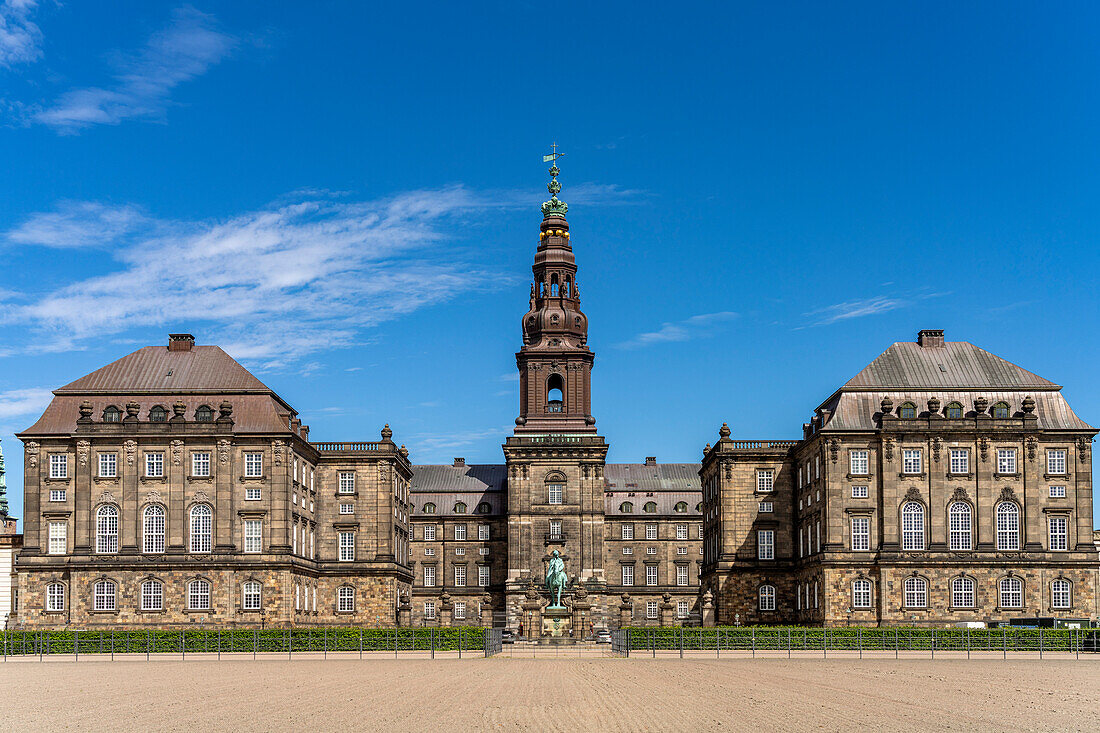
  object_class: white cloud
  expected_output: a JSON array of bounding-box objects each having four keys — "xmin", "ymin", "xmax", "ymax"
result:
[
  {"xmin": 0, "ymin": 386, "xmax": 52, "ymax": 420},
  {"xmin": 8, "ymin": 201, "xmax": 148, "ymax": 248},
  {"xmin": 808, "ymin": 296, "xmax": 903, "ymax": 326},
  {"xmin": 407, "ymin": 429, "xmax": 502, "ymax": 461},
  {"xmin": 35, "ymin": 6, "xmax": 235, "ymax": 132},
  {"xmin": 0, "ymin": 0, "xmax": 41, "ymax": 69},
  {"xmin": 616, "ymin": 311, "xmax": 738, "ymax": 349}
]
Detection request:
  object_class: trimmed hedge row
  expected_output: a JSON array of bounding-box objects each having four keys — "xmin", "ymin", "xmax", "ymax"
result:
[
  {"xmin": 623, "ymin": 626, "xmax": 1092, "ymax": 652},
  {"xmin": 0, "ymin": 626, "xmax": 487, "ymax": 656}
]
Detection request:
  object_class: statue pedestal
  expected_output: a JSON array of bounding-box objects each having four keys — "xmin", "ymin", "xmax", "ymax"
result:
[
  {"xmin": 571, "ymin": 601, "xmax": 591, "ymax": 640},
  {"xmin": 540, "ymin": 606, "xmax": 574, "ymax": 643}
]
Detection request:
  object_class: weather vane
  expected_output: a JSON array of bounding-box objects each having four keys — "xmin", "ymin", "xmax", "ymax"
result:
[
  {"xmin": 542, "ymin": 141, "xmax": 565, "ymax": 165},
  {"xmin": 540, "ymin": 142, "xmax": 568, "ymax": 218}
]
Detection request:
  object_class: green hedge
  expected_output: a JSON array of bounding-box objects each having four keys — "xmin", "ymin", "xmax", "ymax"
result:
[
  {"xmin": 0, "ymin": 626, "xmax": 487, "ymax": 656},
  {"xmin": 623, "ymin": 626, "xmax": 1091, "ymax": 652}
]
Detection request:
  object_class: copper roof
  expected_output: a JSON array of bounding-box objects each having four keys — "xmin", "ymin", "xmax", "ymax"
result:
[
  {"xmin": 605, "ymin": 463, "xmax": 701, "ymax": 492},
  {"xmin": 58, "ymin": 345, "xmax": 273, "ymax": 394},
  {"xmin": 411, "ymin": 464, "xmax": 507, "ymax": 493},
  {"xmin": 842, "ymin": 341, "xmax": 1058, "ymax": 391}
]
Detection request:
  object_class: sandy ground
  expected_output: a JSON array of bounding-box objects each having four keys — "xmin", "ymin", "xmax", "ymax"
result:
[{"xmin": 1, "ymin": 656, "xmax": 1098, "ymax": 732}]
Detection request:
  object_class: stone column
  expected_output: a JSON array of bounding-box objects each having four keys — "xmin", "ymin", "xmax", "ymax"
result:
[
  {"xmin": 439, "ymin": 591, "xmax": 453, "ymax": 628},
  {"xmin": 122, "ymin": 439, "xmax": 139, "ymax": 553},
  {"xmin": 397, "ymin": 592, "xmax": 411, "ymax": 628},
  {"xmin": 659, "ymin": 592, "xmax": 675, "ymax": 627},
  {"xmin": 74, "ymin": 439, "xmax": 92, "ymax": 553},
  {"xmin": 522, "ymin": 600, "xmax": 542, "ymax": 639},
  {"xmin": 701, "ymin": 589, "xmax": 715, "ymax": 627},
  {"xmin": 571, "ymin": 599, "xmax": 591, "ymax": 639},
  {"xmin": 618, "ymin": 593, "xmax": 633, "ymax": 629},
  {"xmin": 168, "ymin": 439, "xmax": 186, "ymax": 553},
  {"xmin": 214, "ymin": 438, "xmax": 235, "ymax": 552},
  {"xmin": 480, "ymin": 593, "xmax": 493, "ymax": 628}
]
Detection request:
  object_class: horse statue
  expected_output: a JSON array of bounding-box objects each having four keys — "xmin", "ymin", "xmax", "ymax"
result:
[{"xmin": 545, "ymin": 549, "xmax": 568, "ymax": 608}]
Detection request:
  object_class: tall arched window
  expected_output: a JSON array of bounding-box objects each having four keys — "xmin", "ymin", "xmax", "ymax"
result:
[
  {"xmin": 643, "ymin": 502, "xmax": 657, "ymax": 513},
  {"xmin": 141, "ymin": 579, "xmax": 163, "ymax": 611},
  {"xmin": 242, "ymin": 580, "xmax": 262, "ymax": 610},
  {"xmin": 901, "ymin": 502, "xmax": 925, "ymax": 550},
  {"xmin": 903, "ymin": 576, "xmax": 927, "ymax": 608},
  {"xmin": 946, "ymin": 402, "xmax": 964, "ymax": 419},
  {"xmin": 619, "ymin": 501, "xmax": 633, "ymax": 513},
  {"xmin": 951, "ymin": 576, "xmax": 975, "ymax": 608},
  {"xmin": 1051, "ymin": 579, "xmax": 1071, "ymax": 609},
  {"xmin": 188, "ymin": 579, "xmax": 212, "ymax": 610},
  {"xmin": 992, "ymin": 401, "xmax": 1010, "ymax": 418},
  {"xmin": 546, "ymin": 373, "xmax": 564, "ymax": 412},
  {"xmin": 996, "ymin": 502, "xmax": 1020, "ymax": 550},
  {"xmin": 852, "ymin": 579, "xmax": 872, "ymax": 608},
  {"xmin": 143, "ymin": 505, "xmax": 166, "ymax": 553},
  {"xmin": 46, "ymin": 582, "xmax": 65, "ymax": 612},
  {"xmin": 190, "ymin": 504, "xmax": 212, "ymax": 553},
  {"xmin": 758, "ymin": 584, "xmax": 776, "ymax": 611},
  {"xmin": 999, "ymin": 577, "xmax": 1022, "ymax": 608},
  {"xmin": 93, "ymin": 580, "xmax": 117, "ymax": 611},
  {"xmin": 899, "ymin": 402, "xmax": 917, "ymax": 419},
  {"xmin": 96, "ymin": 505, "xmax": 119, "ymax": 553},
  {"xmin": 948, "ymin": 502, "xmax": 972, "ymax": 551},
  {"xmin": 149, "ymin": 405, "xmax": 167, "ymax": 423}
]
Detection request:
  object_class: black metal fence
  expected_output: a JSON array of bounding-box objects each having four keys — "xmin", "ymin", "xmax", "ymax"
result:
[
  {"xmin": 614, "ymin": 626, "xmax": 1099, "ymax": 658},
  {"xmin": 0, "ymin": 627, "xmax": 491, "ymax": 660}
]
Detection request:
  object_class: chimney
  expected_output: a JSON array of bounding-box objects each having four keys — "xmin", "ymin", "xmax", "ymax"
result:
[
  {"xmin": 453, "ymin": 457, "xmax": 465, "ymax": 468},
  {"xmin": 917, "ymin": 329, "xmax": 944, "ymax": 348},
  {"xmin": 300, "ymin": 424, "xmax": 309, "ymax": 440},
  {"xmin": 168, "ymin": 333, "xmax": 195, "ymax": 352},
  {"xmin": 645, "ymin": 456, "xmax": 657, "ymax": 466}
]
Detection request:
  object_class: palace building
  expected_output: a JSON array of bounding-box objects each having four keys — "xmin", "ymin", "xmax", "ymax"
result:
[{"xmin": 12, "ymin": 165, "xmax": 1098, "ymax": 629}]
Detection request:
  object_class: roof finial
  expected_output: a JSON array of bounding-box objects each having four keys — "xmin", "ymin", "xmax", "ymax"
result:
[{"xmin": 541, "ymin": 142, "xmax": 568, "ymax": 219}]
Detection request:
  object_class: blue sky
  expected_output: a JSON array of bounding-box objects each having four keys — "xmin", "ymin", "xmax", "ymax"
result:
[{"xmin": 1, "ymin": 2, "xmax": 1098, "ymax": 525}]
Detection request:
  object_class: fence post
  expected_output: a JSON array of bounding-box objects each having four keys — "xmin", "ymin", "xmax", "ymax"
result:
[
  {"xmin": 254, "ymin": 629, "xmax": 257, "ymax": 661},
  {"xmin": 289, "ymin": 629, "xmax": 292, "ymax": 661},
  {"xmin": 1039, "ymin": 628, "xmax": 1043, "ymax": 660},
  {"xmin": 680, "ymin": 626, "xmax": 683, "ymax": 659},
  {"xmin": 716, "ymin": 628, "xmax": 720, "ymax": 659},
  {"xmin": 217, "ymin": 629, "xmax": 221, "ymax": 661},
  {"xmin": 1003, "ymin": 627, "xmax": 1006, "ymax": 660},
  {"xmin": 894, "ymin": 628, "xmax": 898, "ymax": 659},
  {"xmin": 823, "ymin": 627, "xmax": 827, "ymax": 659},
  {"xmin": 651, "ymin": 629, "xmax": 655, "ymax": 658},
  {"xmin": 75, "ymin": 629, "xmax": 79, "ymax": 662},
  {"xmin": 111, "ymin": 632, "xmax": 114, "ymax": 661},
  {"xmin": 181, "ymin": 631, "xmax": 185, "ymax": 661},
  {"xmin": 858, "ymin": 627, "xmax": 862, "ymax": 659},
  {"xmin": 431, "ymin": 628, "xmax": 435, "ymax": 659},
  {"xmin": 787, "ymin": 627, "xmax": 791, "ymax": 659},
  {"xmin": 459, "ymin": 628, "xmax": 463, "ymax": 659},
  {"xmin": 324, "ymin": 628, "xmax": 327, "ymax": 660},
  {"xmin": 146, "ymin": 630, "xmax": 150, "ymax": 661},
  {"xmin": 751, "ymin": 627, "xmax": 755, "ymax": 658},
  {"xmin": 931, "ymin": 628, "xmax": 934, "ymax": 660}
]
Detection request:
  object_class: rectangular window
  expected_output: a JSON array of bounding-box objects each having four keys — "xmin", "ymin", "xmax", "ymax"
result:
[
  {"xmin": 424, "ymin": 602, "xmax": 436, "ymax": 619},
  {"xmin": 849, "ymin": 450, "xmax": 869, "ymax": 475},
  {"xmin": 243, "ymin": 520, "xmax": 262, "ymax": 553},
  {"xmin": 646, "ymin": 546, "xmax": 656, "ymax": 555},
  {"xmin": 456, "ymin": 547, "xmax": 465, "ymax": 556},
  {"xmin": 677, "ymin": 546, "xmax": 687, "ymax": 555},
  {"xmin": 49, "ymin": 454, "xmax": 67, "ymax": 479},
  {"xmin": 676, "ymin": 565, "xmax": 688, "ymax": 586},
  {"xmin": 94, "ymin": 582, "xmax": 116, "ymax": 611},
  {"xmin": 244, "ymin": 453, "xmax": 263, "ymax": 478},
  {"xmin": 49, "ymin": 489, "xmax": 66, "ymax": 502},
  {"xmin": 997, "ymin": 448, "xmax": 1017, "ymax": 474},
  {"xmin": 645, "ymin": 524, "xmax": 657, "ymax": 540},
  {"xmin": 949, "ymin": 448, "xmax": 969, "ymax": 474},
  {"xmin": 623, "ymin": 547, "xmax": 633, "ymax": 555},
  {"xmin": 621, "ymin": 565, "xmax": 634, "ymax": 586},
  {"xmin": 454, "ymin": 524, "xmax": 467, "ymax": 540},
  {"xmin": 454, "ymin": 565, "xmax": 466, "ymax": 587},
  {"xmin": 852, "ymin": 581, "xmax": 872, "ymax": 609},
  {"xmin": 98, "ymin": 453, "xmax": 117, "ymax": 478},
  {"xmin": 675, "ymin": 524, "xmax": 688, "ymax": 539},
  {"xmin": 758, "ymin": 501, "xmax": 773, "ymax": 513},
  {"xmin": 756, "ymin": 469, "xmax": 774, "ymax": 492},
  {"xmin": 338, "ymin": 586, "xmax": 354, "ymax": 613},
  {"xmin": 851, "ymin": 516, "xmax": 870, "ymax": 551},
  {"xmin": 145, "ymin": 452, "xmax": 164, "ymax": 478},
  {"xmin": 424, "ymin": 547, "xmax": 435, "ymax": 556},
  {"xmin": 339, "ymin": 531, "xmax": 355, "ymax": 561},
  {"xmin": 338, "ymin": 472, "xmax": 355, "ymax": 493},
  {"xmin": 1052, "ymin": 581, "xmax": 1071, "ymax": 609},
  {"xmin": 646, "ymin": 565, "xmax": 658, "ymax": 586},
  {"xmin": 48, "ymin": 522, "xmax": 66, "ymax": 555},
  {"xmin": 192, "ymin": 452, "xmax": 211, "ymax": 477},
  {"xmin": 677, "ymin": 600, "xmax": 689, "ymax": 619},
  {"xmin": 1049, "ymin": 516, "xmax": 1068, "ymax": 551},
  {"xmin": 453, "ymin": 602, "xmax": 465, "ymax": 620},
  {"xmin": 815, "ymin": 456, "xmax": 820, "ymax": 479},
  {"xmin": 548, "ymin": 483, "xmax": 563, "ymax": 504},
  {"xmin": 646, "ymin": 601, "xmax": 658, "ymax": 619},
  {"xmin": 478, "ymin": 524, "xmax": 490, "ymax": 541},
  {"xmin": 549, "ymin": 519, "xmax": 562, "ymax": 539},
  {"xmin": 478, "ymin": 565, "xmax": 490, "ymax": 586},
  {"xmin": 1049, "ymin": 485, "xmax": 1066, "ymax": 498},
  {"xmin": 142, "ymin": 582, "xmax": 163, "ymax": 611},
  {"xmin": 697, "ymin": 523, "xmax": 703, "ymax": 539},
  {"xmin": 851, "ymin": 485, "xmax": 868, "ymax": 498},
  {"xmin": 902, "ymin": 449, "xmax": 922, "ymax": 474},
  {"xmin": 424, "ymin": 566, "xmax": 436, "ymax": 587},
  {"xmin": 1047, "ymin": 449, "xmax": 1066, "ymax": 475},
  {"xmin": 621, "ymin": 524, "xmax": 634, "ymax": 540},
  {"xmin": 424, "ymin": 525, "xmax": 436, "ymax": 541},
  {"xmin": 245, "ymin": 488, "xmax": 261, "ymax": 501},
  {"xmin": 757, "ymin": 530, "xmax": 774, "ymax": 560},
  {"xmin": 479, "ymin": 547, "xmax": 489, "ymax": 556},
  {"xmin": 46, "ymin": 584, "xmax": 65, "ymax": 612}
]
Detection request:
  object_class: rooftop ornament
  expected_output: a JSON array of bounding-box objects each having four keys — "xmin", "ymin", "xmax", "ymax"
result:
[{"xmin": 540, "ymin": 142, "xmax": 568, "ymax": 219}]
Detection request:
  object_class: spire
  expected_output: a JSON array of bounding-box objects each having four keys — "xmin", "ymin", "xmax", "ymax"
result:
[{"xmin": 541, "ymin": 142, "xmax": 568, "ymax": 219}]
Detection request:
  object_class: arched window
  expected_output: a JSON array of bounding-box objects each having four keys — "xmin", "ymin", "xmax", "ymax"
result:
[
  {"xmin": 999, "ymin": 577, "xmax": 1022, "ymax": 608},
  {"xmin": 143, "ymin": 505, "xmax": 166, "ymax": 553},
  {"xmin": 852, "ymin": 579, "xmax": 872, "ymax": 609},
  {"xmin": 758, "ymin": 584, "xmax": 776, "ymax": 611},
  {"xmin": 899, "ymin": 402, "xmax": 917, "ymax": 419},
  {"xmin": 948, "ymin": 502, "xmax": 972, "ymax": 551},
  {"xmin": 102, "ymin": 406, "xmax": 121, "ymax": 423},
  {"xmin": 195, "ymin": 405, "xmax": 214, "ymax": 422},
  {"xmin": 337, "ymin": 586, "xmax": 355, "ymax": 613},
  {"xmin": 96, "ymin": 505, "xmax": 119, "ymax": 553},
  {"xmin": 951, "ymin": 577, "xmax": 975, "ymax": 608},
  {"xmin": 674, "ymin": 502, "xmax": 688, "ymax": 513},
  {"xmin": 242, "ymin": 580, "xmax": 262, "ymax": 610},
  {"xmin": 93, "ymin": 579, "xmax": 117, "ymax": 611},
  {"xmin": 422, "ymin": 503, "xmax": 436, "ymax": 514},
  {"xmin": 550, "ymin": 273, "xmax": 560, "ymax": 297},
  {"xmin": 453, "ymin": 502, "xmax": 467, "ymax": 514},
  {"xmin": 619, "ymin": 501, "xmax": 633, "ymax": 513},
  {"xmin": 695, "ymin": 502, "xmax": 703, "ymax": 512},
  {"xmin": 992, "ymin": 401, "xmax": 1010, "ymax": 418},
  {"xmin": 946, "ymin": 402, "xmax": 964, "ymax": 419},
  {"xmin": 546, "ymin": 373, "xmax": 564, "ymax": 412},
  {"xmin": 149, "ymin": 405, "xmax": 167, "ymax": 423},
  {"xmin": 996, "ymin": 502, "xmax": 1020, "ymax": 550},
  {"xmin": 643, "ymin": 501, "xmax": 657, "ymax": 513},
  {"xmin": 190, "ymin": 504, "xmax": 212, "ymax": 553},
  {"xmin": 141, "ymin": 579, "xmax": 164, "ymax": 611},
  {"xmin": 903, "ymin": 576, "xmax": 927, "ymax": 608},
  {"xmin": 188, "ymin": 579, "xmax": 211, "ymax": 610},
  {"xmin": 476, "ymin": 502, "xmax": 491, "ymax": 514},
  {"xmin": 901, "ymin": 502, "xmax": 925, "ymax": 550},
  {"xmin": 1051, "ymin": 579, "xmax": 1071, "ymax": 609},
  {"xmin": 46, "ymin": 582, "xmax": 65, "ymax": 612}
]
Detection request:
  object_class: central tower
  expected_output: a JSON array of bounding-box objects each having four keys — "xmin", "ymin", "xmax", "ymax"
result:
[{"xmin": 503, "ymin": 156, "xmax": 609, "ymax": 629}]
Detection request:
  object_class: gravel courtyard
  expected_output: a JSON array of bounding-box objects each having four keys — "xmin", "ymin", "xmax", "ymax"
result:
[{"xmin": 2, "ymin": 657, "xmax": 1097, "ymax": 731}]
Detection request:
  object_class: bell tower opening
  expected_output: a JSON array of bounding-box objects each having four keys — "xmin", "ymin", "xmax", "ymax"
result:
[{"xmin": 547, "ymin": 373, "xmax": 564, "ymax": 412}]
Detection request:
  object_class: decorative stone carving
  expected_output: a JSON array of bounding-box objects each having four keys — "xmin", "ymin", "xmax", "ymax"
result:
[
  {"xmin": 719, "ymin": 422, "xmax": 731, "ymax": 439},
  {"xmin": 880, "ymin": 396, "xmax": 894, "ymax": 415},
  {"xmin": 978, "ymin": 436, "xmax": 989, "ymax": 462},
  {"xmin": 124, "ymin": 440, "xmax": 137, "ymax": 466},
  {"xmin": 172, "ymin": 400, "xmax": 187, "ymax": 420},
  {"xmin": 219, "ymin": 401, "xmax": 233, "ymax": 420},
  {"xmin": 99, "ymin": 490, "xmax": 116, "ymax": 504},
  {"xmin": 927, "ymin": 396, "xmax": 940, "ymax": 415},
  {"xmin": 146, "ymin": 489, "xmax": 163, "ymax": 504},
  {"xmin": 1025, "ymin": 435, "xmax": 1038, "ymax": 461},
  {"xmin": 931, "ymin": 437, "xmax": 942, "ymax": 463},
  {"xmin": 974, "ymin": 396, "xmax": 988, "ymax": 414},
  {"xmin": 381, "ymin": 424, "xmax": 393, "ymax": 440},
  {"xmin": 170, "ymin": 440, "xmax": 184, "ymax": 466},
  {"xmin": 998, "ymin": 486, "xmax": 1018, "ymax": 504},
  {"xmin": 272, "ymin": 440, "xmax": 285, "ymax": 466},
  {"xmin": 702, "ymin": 589, "xmax": 714, "ymax": 607},
  {"xmin": 77, "ymin": 440, "xmax": 90, "ymax": 467},
  {"xmin": 620, "ymin": 592, "xmax": 631, "ymax": 607},
  {"xmin": 903, "ymin": 486, "xmax": 923, "ymax": 504},
  {"xmin": 193, "ymin": 490, "xmax": 210, "ymax": 504},
  {"xmin": 525, "ymin": 577, "xmax": 540, "ymax": 600},
  {"xmin": 828, "ymin": 438, "xmax": 840, "ymax": 463},
  {"xmin": 25, "ymin": 441, "xmax": 39, "ymax": 468},
  {"xmin": 703, "ymin": 443, "xmax": 711, "ymax": 456},
  {"xmin": 1078, "ymin": 437, "xmax": 1091, "ymax": 462},
  {"xmin": 573, "ymin": 580, "xmax": 588, "ymax": 600},
  {"xmin": 78, "ymin": 401, "xmax": 94, "ymax": 421},
  {"xmin": 125, "ymin": 401, "xmax": 140, "ymax": 420},
  {"xmin": 217, "ymin": 439, "xmax": 232, "ymax": 465},
  {"xmin": 1022, "ymin": 396, "xmax": 1035, "ymax": 414},
  {"xmin": 950, "ymin": 487, "xmax": 969, "ymax": 504},
  {"xmin": 883, "ymin": 436, "xmax": 895, "ymax": 461}
]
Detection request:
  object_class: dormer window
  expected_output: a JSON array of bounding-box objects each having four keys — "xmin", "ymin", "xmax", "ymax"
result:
[
  {"xmin": 149, "ymin": 406, "xmax": 167, "ymax": 423},
  {"xmin": 102, "ymin": 406, "xmax": 121, "ymax": 423},
  {"xmin": 992, "ymin": 401, "xmax": 1010, "ymax": 419},
  {"xmin": 619, "ymin": 501, "xmax": 633, "ymax": 513},
  {"xmin": 946, "ymin": 402, "xmax": 963, "ymax": 419},
  {"xmin": 454, "ymin": 502, "xmax": 467, "ymax": 514},
  {"xmin": 476, "ymin": 502, "xmax": 491, "ymax": 514},
  {"xmin": 643, "ymin": 501, "xmax": 657, "ymax": 513},
  {"xmin": 674, "ymin": 501, "xmax": 688, "ymax": 513},
  {"xmin": 899, "ymin": 402, "xmax": 917, "ymax": 419},
  {"xmin": 422, "ymin": 502, "xmax": 436, "ymax": 515},
  {"xmin": 195, "ymin": 405, "xmax": 214, "ymax": 422}
]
